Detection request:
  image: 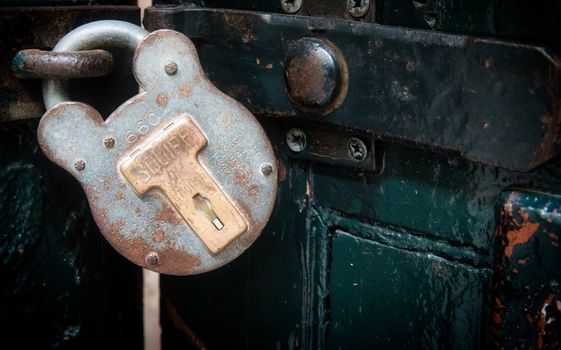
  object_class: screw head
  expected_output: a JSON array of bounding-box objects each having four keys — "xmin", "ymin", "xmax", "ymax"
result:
[
  {"xmin": 103, "ymin": 137, "xmax": 115, "ymax": 149},
  {"xmin": 165, "ymin": 60, "xmax": 178, "ymax": 75},
  {"xmin": 286, "ymin": 128, "xmax": 307, "ymax": 153},
  {"xmin": 347, "ymin": 137, "xmax": 368, "ymax": 161},
  {"xmin": 74, "ymin": 159, "xmax": 86, "ymax": 171},
  {"xmin": 347, "ymin": 0, "xmax": 370, "ymax": 17},
  {"xmin": 146, "ymin": 252, "xmax": 159, "ymax": 266},
  {"xmin": 261, "ymin": 163, "xmax": 273, "ymax": 176},
  {"xmin": 280, "ymin": 0, "xmax": 302, "ymax": 14}
]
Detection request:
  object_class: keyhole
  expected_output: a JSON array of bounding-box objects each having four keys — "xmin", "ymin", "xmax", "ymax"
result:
[
  {"xmin": 352, "ymin": 0, "xmax": 362, "ymax": 8},
  {"xmin": 193, "ymin": 193, "xmax": 224, "ymax": 231}
]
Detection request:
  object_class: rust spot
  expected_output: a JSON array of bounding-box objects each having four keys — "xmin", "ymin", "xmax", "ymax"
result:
[
  {"xmin": 107, "ymin": 218, "xmax": 126, "ymax": 234},
  {"xmin": 285, "ymin": 55, "xmax": 328, "ymax": 107},
  {"xmin": 484, "ymin": 57, "xmax": 493, "ymax": 69},
  {"xmin": 153, "ymin": 229, "xmax": 165, "ymax": 243},
  {"xmin": 306, "ymin": 179, "xmax": 313, "ymax": 199},
  {"xmin": 241, "ymin": 31, "xmax": 252, "ymax": 43},
  {"xmin": 504, "ymin": 208, "xmax": 539, "ymax": 258},
  {"xmin": 531, "ymin": 110, "xmax": 561, "ymax": 168},
  {"xmin": 91, "ymin": 201, "xmax": 201, "ymax": 274},
  {"xmin": 493, "ymin": 297, "xmax": 504, "ymax": 325},
  {"xmin": 277, "ymin": 160, "xmax": 287, "ymax": 182},
  {"xmin": 178, "ymin": 85, "xmax": 192, "ymax": 97},
  {"xmin": 164, "ymin": 298, "xmax": 208, "ymax": 350},
  {"xmin": 492, "ymin": 311, "xmax": 502, "ymax": 324},
  {"xmin": 157, "ymin": 245, "xmax": 202, "ymax": 274},
  {"xmin": 157, "ymin": 93, "xmax": 168, "ymax": 107},
  {"xmin": 537, "ymin": 294, "xmax": 556, "ymax": 349},
  {"xmin": 248, "ymin": 184, "xmax": 260, "ymax": 198},
  {"xmin": 517, "ymin": 258, "xmax": 529, "ymax": 265},
  {"xmin": 155, "ymin": 203, "xmax": 184, "ymax": 226}
]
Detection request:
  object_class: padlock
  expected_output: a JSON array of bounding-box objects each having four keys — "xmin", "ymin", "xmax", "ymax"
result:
[{"xmin": 37, "ymin": 21, "xmax": 278, "ymax": 275}]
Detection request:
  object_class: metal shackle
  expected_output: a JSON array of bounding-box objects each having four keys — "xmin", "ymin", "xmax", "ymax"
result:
[{"xmin": 43, "ymin": 20, "xmax": 149, "ymax": 110}]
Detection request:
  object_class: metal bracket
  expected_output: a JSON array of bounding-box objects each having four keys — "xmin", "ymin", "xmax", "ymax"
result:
[{"xmin": 144, "ymin": 7, "xmax": 561, "ymax": 172}]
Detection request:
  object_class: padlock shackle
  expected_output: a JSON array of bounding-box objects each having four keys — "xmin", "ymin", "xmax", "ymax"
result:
[{"xmin": 43, "ymin": 20, "xmax": 149, "ymax": 110}]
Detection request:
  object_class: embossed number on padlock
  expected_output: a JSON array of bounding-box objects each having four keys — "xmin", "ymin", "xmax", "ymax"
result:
[{"xmin": 37, "ymin": 21, "xmax": 277, "ymax": 275}]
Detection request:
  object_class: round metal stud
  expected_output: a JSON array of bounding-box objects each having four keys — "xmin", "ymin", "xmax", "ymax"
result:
[
  {"xmin": 146, "ymin": 252, "xmax": 159, "ymax": 266},
  {"xmin": 261, "ymin": 163, "xmax": 273, "ymax": 176},
  {"xmin": 284, "ymin": 38, "xmax": 348, "ymax": 114},
  {"xmin": 165, "ymin": 60, "xmax": 178, "ymax": 75},
  {"xmin": 103, "ymin": 136, "xmax": 115, "ymax": 149},
  {"xmin": 74, "ymin": 159, "xmax": 86, "ymax": 171}
]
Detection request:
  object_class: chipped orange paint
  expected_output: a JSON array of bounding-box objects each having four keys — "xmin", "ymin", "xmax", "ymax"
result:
[
  {"xmin": 306, "ymin": 179, "xmax": 313, "ymax": 199},
  {"xmin": 492, "ymin": 297, "xmax": 504, "ymax": 325},
  {"xmin": 504, "ymin": 208, "xmax": 539, "ymax": 258},
  {"xmin": 537, "ymin": 294, "xmax": 556, "ymax": 349}
]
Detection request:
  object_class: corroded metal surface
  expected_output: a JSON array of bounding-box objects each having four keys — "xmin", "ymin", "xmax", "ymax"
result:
[
  {"xmin": 284, "ymin": 38, "xmax": 348, "ymax": 115},
  {"xmin": 38, "ymin": 28, "xmax": 277, "ymax": 275},
  {"xmin": 43, "ymin": 20, "xmax": 149, "ymax": 110},
  {"xmin": 120, "ymin": 117, "xmax": 248, "ymax": 254},
  {"xmin": 491, "ymin": 191, "xmax": 561, "ymax": 349},
  {"xmin": 144, "ymin": 7, "xmax": 561, "ymax": 172},
  {"xmin": 0, "ymin": 6, "xmax": 140, "ymax": 122},
  {"xmin": 12, "ymin": 49, "xmax": 114, "ymax": 79}
]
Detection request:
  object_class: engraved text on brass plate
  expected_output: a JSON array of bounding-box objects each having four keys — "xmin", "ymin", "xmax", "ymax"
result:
[{"xmin": 119, "ymin": 116, "xmax": 248, "ymax": 254}]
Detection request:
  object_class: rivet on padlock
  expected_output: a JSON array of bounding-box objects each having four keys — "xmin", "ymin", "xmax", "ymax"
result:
[{"xmin": 37, "ymin": 21, "xmax": 278, "ymax": 275}]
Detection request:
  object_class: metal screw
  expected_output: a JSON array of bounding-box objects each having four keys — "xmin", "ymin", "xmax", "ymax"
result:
[
  {"xmin": 286, "ymin": 128, "xmax": 307, "ymax": 153},
  {"xmin": 165, "ymin": 60, "xmax": 178, "ymax": 75},
  {"xmin": 261, "ymin": 163, "xmax": 273, "ymax": 176},
  {"xmin": 103, "ymin": 136, "xmax": 115, "ymax": 149},
  {"xmin": 347, "ymin": 0, "xmax": 370, "ymax": 17},
  {"xmin": 74, "ymin": 159, "xmax": 86, "ymax": 171},
  {"xmin": 347, "ymin": 137, "xmax": 368, "ymax": 161},
  {"xmin": 146, "ymin": 252, "xmax": 159, "ymax": 266},
  {"xmin": 280, "ymin": 0, "xmax": 302, "ymax": 14}
]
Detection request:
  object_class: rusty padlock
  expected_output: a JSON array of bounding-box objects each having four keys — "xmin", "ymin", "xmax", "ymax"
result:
[{"xmin": 37, "ymin": 21, "xmax": 277, "ymax": 275}]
